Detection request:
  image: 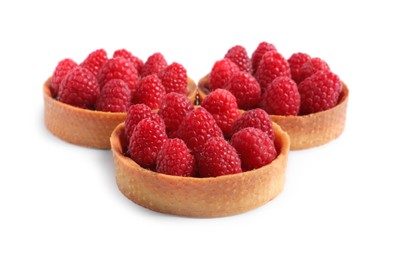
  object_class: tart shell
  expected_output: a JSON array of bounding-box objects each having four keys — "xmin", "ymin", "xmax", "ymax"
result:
[
  {"xmin": 110, "ymin": 121, "xmax": 290, "ymax": 218},
  {"xmin": 197, "ymin": 75, "xmax": 349, "ymax": 150},
  {"xmin": 43, "ymin": 77, "xmax": 197, "ymax": 149}
]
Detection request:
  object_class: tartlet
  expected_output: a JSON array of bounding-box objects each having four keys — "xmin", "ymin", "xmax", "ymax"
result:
[
  {"xmin": 110, "ymin": 121, "xmax": 290, "ymax": 218},
  {"xmin": 197, "ymin": 75, "xmax": 349, "ymax": 150},
  {"xmin": 43, "ymin": 77, "xmax": 197, "ymax": 149}
]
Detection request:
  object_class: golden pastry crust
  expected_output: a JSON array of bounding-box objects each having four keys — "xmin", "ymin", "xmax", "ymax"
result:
[
  {"xmin": 110, "ymin": 121, "xmax": 290, "ymax": 218},
  {"xmin": 43, "ymin": 77, "xmax": 197, "ymax": 149},
  {"xmin": 197, "ymin": 74, "xmax": 349, "ymax": 150}
]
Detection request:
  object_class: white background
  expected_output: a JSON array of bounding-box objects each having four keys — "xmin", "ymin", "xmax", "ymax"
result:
[{"xmin": 1, "ymin": 0, "xmax": 395, "ymax": 259}]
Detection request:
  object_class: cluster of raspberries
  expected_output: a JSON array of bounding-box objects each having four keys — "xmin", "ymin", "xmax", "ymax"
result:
[
  {"xmin": 207, "ymin": 42, "xmax": 343, "ymax": 115},
  {"xmin": 48, "ymin": 42, "xmax": 344, "ymax": 178},
  {"xmin": 124, "ymin": 92, "xmax": 277, "ymax": 178},
  {"xmin": 50, "ymin": 49, "xmax": 188, "ymax": 112}
]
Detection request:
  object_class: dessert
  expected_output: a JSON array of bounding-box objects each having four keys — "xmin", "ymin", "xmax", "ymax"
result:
[
  {"xmin": 110, "ymin": 119, "xmax": 289, "ymax": 218},
  {"xmin": 198, "ymin": 41, "xmax": 349, "ymax": 150},
  {"xmin": 44, "ymin": 49, "xmax": 197, "ymax": 149},
  {"xmin": 110, "ymin": 90, "xmax": 289, "ymax": 217}
]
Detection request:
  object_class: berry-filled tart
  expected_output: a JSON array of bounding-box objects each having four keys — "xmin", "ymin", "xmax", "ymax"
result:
[
  {"xmin": 198, "ymin": 42, "xmax": 349, "ymax": 150},
  {"xmin": 110, "ymin": 90, "xmax": 290, "ymax": 217},
  {"xmin": 44, "ymin": 49, "xmax": 197, "ymax": 149}
]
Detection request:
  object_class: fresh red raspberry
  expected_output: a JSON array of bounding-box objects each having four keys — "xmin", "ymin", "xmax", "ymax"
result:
[
  {"xmin": 113, "ymin": 49, "xmax": 144, "ymax": 75},
  {"xmin": 231, "ymin": 127, "xmax": 277, "ymax": 171},
  {"xmin": 259, "ymin": 76, "xmax": 300, "ymax": 116},
  {"xmin": 124, "ymin": 104, "xmax": 165, "ymax": 142},
  {"xmin": 287, "ymin": 52, "xmax": 311, "ymax": 83},
  {"xmin": 132, "ymin": 74, "xmax": 166, "ymax": 109},
  {"xmin": 254, "ymin": 50, "xmax": 291, "ymax": 92},
  {"xmin": 98, "ymin": 57, "xmax": 139, "ymax": 95},
  {"xmin": 156, "ymin": 138, "xmax": 196, "ymax": 177},
  {"xmin": 251, "ymin": 41, "xmax": 277, "ymax": 74},
  {"xmin": 198, "ymin": 137, "xmax": 242, "ymax": 177},
  {"xmin": 225, "ymin": 71, "xmax": 261, "ymax": 110},
  {"xmin": 50, "ymin": 58, "xmax": 78, "ymax": 98},
  {"xmin": 159, "ymin": 62, "xmax": 188, "ymax": 94},
  {"xmin": 95, "ymin": 79, "xmax": 131, "ymax": 112},
  {"xmin": 232, "ymin": 108, "xmax": 274, "ymax": 141},
  {"xmin": 298, "ymin": 57, "xmax": 330, "ymax": 83},
  {"xmin": 158, "ymin": 92, "xmax": 194, "ymax": 135},
  {"xmin": 80, "ymin": 49, "xmax": 108, "ymax": 77},
  {"xmin": 58, "ymin": 66, "xmax": 99, "ymax": 109},
  {"xmin": 298, "ymin": 71, "xmax": 342, "ymax": 114},
  {"xmin": 177, "ymin": 107, "xmax": 223, "ymax": 154},
  {"xmin": 140, "ymin": 52, "xmax": 168, "ymax": 77},
  {"xmin": 201, "ymin": 89, "xmax": 240, "ymax": 138},
  {"xmin": 209, "ymin": 58, "xmax": 240, "ymax": 91},
  {"xmin": 224, "ymin": 45, "xmax": 252, "ymax": 73},
  {"xmin": 128, "ymin": 118, "xmax": 167, "ymax": 169}
]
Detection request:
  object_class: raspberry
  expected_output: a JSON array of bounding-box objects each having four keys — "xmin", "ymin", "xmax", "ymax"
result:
[
  {"xmin": 298, "ymin": 71, "xmax": 342, "ymax": 114},
  {"xmin": 231, "ymin": 127, "xmax": 277, "ymax": 171},
  {"xmin": 58, "ymin": 66, "xmax": 99, "ymax": 109},
  {"xmin": 254, "ymin": 50, "xmax": 291, "ymax": 92},
  {"xmin": 50, "ymin": 58, "xmax": 78, "ymax": 97},
  {"xmin": 287, "ymin": 52, "xmax": 311, "ymax": 83},
  {"xmin": 140, "ymin": 52, "xmax": 168, "ymax": 77},
  {"xmin": 225, "ymin": 71, "xmax": 261, "ymax": 110},
  {"xmin": 132, "ymin": 74, "xmax": 166, "ymax": 109},
  {"xmin": 113, "ymin": 49, "xmax": 144, "ymax": 75},
  {"xmin": 158, "ymin": 92, "xmax": 194, "ymax": 135},
  {"xmin": 259, "ymin": 76, "xmax": 300, "ymax": 116},
  {"xmin": 95, "ymin": 79, "xmax": 131, "ymax": 112},
  {"xmin": 198, "ymin": 137, "xmax": 242, "ymax": 177},
  {"xmin": 251, "ymin": 41, "xmax": 277, "ymax": 74},
  {"xmin": 128, "ymin": 118, "xmax": 167, "ymax": 169},
  {"xmin": 98, "ymin": 57, "xmax": 139, "ymax": 95},
  {"xmin": 80, "ymin": 49, "xmax": 108, "ymax": 77},
  {"xmin": 224, "ymin": 45, "xmax": 252, "ymax": 73},
  {"xmin": 156, "ymin": 138, "xmax": 196, "ymax": 177},
  {"xmin": 201, "ymin": 89, "xmax": 240, "ymax": 138},
  {"xmin": 177, "ymin": 107, "xmax": 223, "ymax": 154},
  {"xmin": 159, "ymin": 62, "xmax": 188, "ymax": 94},
  {"xmin": 125, "ymin": 104, "xmax": 165, "ymax": 142},
  {"xmin": 298, "ymin": 57, "xmax": 330, "ymax": 83},
  {"xmin": 209, "ymin": 58, "xmax": 240, "ymax": 91},
  {"xmin": 232, "ymin": 108, "xmax": 274, "ymax": 141}
]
